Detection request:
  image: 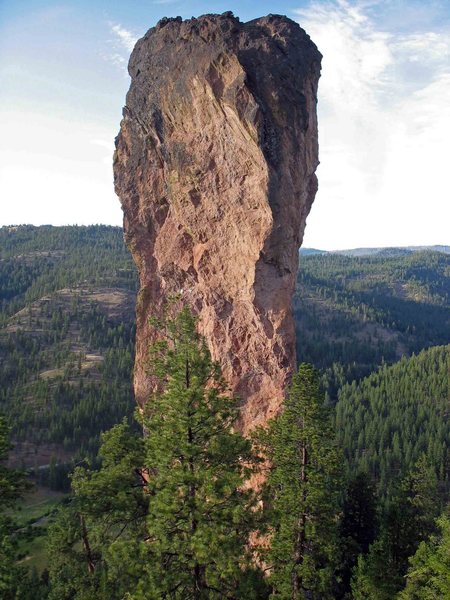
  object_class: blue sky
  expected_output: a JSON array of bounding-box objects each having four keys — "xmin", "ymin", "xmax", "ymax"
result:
[{"xmin": 1, "ymin": 0, "xmax": 449, "ymax": 249}]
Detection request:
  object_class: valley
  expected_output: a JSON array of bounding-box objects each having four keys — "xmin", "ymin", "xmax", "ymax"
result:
[{"xmin": 1, "ymin": 225, "xmax": 449, "ymax": 597}]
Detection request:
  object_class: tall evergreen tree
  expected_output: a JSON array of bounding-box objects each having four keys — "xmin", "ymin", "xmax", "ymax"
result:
[
  {"xmin": 257, "ymin": 363, "xmax": 342, "ymax": 599},
  {"xmin": 0, "ymin": 414, "xmax": 31, "ymax": 599},
  {"xmin": 47, "ymin": 307, "xmax": 265, "ymax": 599},
  {"xmin": 399, "ymin": 512, "xmax": 450, "ymax": 599},
  {"xmin": 47, "ymin": 420, "xmax": 147, "ymax": 600},
  {"xmin": 351, "ymin": 456, "xmax": 441, "ymax": 599},
  {"xmin": 337, "ymin": 472, "xmax": 379, "ymax": 599},
  {"xmin": 135, "ymin": 306, "xmax": 264, "ymax": 599}
]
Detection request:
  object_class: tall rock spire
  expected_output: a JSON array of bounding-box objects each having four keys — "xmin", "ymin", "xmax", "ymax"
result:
[{"xmin": 114, "ymin": 12, "xmax": 321, "ymax": 433}]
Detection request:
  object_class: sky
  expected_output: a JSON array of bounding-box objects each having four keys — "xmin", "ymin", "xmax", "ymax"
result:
[{"xmin": 1, "ymin": 0, "xmax": 449, "ymax": 250}]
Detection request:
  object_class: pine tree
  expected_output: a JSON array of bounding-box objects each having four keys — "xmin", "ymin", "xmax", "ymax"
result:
[
  {"xmin": 399, "ymin": 513, "xmax": 450, "ymax": 599},
  {"xmin": 351, "ymin": 456, "xmax": 441, "ymax": 599},
  {"xmin": 47, "ymin": 307, "xmax": 265, "ymax": 599},
  {"xmin": 47, "ymin": 420, "xmax": 147, "ymax": 600},
  {"xmin": 258, "ymin": 363, "xmax": 343, "ymax": 599},
  {"xmin": 337, "ymin": 472, "xmax": 379, "ymax": 599},
  {"xmin": 0, "ymin": 414, "xmax": 31, "ymax": 599},
  {"xmin": 135, "ymin": 306, "xmax": 264, "ymax": 599}
]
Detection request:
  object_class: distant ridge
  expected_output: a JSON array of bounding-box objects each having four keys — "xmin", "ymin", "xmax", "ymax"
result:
[
  {"xmin": 298, "ymin": 247, "xmax": 327, "ymax": 256},
  {"xmin": 300, "ymin": 245, "xmax": 450, "ymax": 257}
]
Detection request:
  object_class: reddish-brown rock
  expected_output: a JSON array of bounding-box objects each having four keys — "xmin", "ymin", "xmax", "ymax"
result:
[{"xmin": 114, "ymin": 12, "xmax": 321, "ymax": 434}]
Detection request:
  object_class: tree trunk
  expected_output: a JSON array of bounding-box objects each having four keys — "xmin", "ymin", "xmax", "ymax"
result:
[
  {"xmin": 292, "ymin": 441, "xmax": 308, "ymax": 599},
  {"xmin": 79, "ymin": 513, "xmax": 95, "ymax": 574},
  {"xmin": 186, "ymin": 356, "xmax": 207, "ymax": 597}
]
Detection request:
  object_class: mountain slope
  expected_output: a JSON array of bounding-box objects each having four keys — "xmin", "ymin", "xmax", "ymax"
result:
[
  {"xmin": 335, "ymin": 345, "xmax": 450, "ymax": 493},
  {"xmin": 300, "ymin": 245, "xmax": 450, "ymax": 256},
  {"xmin": 0, "ymin": 225, "xmax": 137, "ymax": 477},
  {"xmin": 294, "ymin": 251, "xmax": 450, "ymax": 399},
  {"xmin": 1, "ymin": 226, "xmax": 449, "ymax": 484}
]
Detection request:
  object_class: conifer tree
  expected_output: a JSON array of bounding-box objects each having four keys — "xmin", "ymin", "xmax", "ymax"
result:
[
  {"xmin": 47, "ymin": 307, "xmax": 265, "ymax": 599},
  {"xmin": 399, "ymin": 513, "xmax": 450, "ymax": 599},
  {"xmin": 135, "ymin": 306, "xmax": 264, "ymax": 599},
  {"xmin": 258, "ymin": 363, "xmax": 342, "ymax": 599},
  {"xmin": 47, "ymin": 420, "xmax": 147, "ymax": 600},
  {"xmin": 0, "ymin": 415, "xmax": 31, "ymax": 599},
  {"xmin": 336, "ymin": 472, "xmax": 379, "ymax": 599},
  {"xmin": 351, "ymin": 455, "xmax": 441, "ymax": 599}
]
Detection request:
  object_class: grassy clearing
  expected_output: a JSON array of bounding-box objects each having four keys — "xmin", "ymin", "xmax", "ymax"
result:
[
  {"xmin": 14, "ymin": 486, "xmax": 67, "ymax": 527},
  {"xmin": 13, "ymin": 485, "xmax": 69, "ymax": 573},
  {"xmin": 17, "ymin": 531, "xmax": 49, "ymax": 573}
]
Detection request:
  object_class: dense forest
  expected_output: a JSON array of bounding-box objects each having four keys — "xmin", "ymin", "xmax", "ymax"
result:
[
  {"xmin": 0, "ymin": 225, "xmax": 136, "ymax": 320},
  {"xmin": 336, "ymin": 344, "xmax": 450, "ymax": 495},
  {"xmin": 0, "ymin": 226, "xmax": 137, "ymax": 486},
  {"xmin": 295, "ymin": 250, "xmax": 450, "ymax": 400},
  {"xmin": 0, "ymin": 225, "xmax": 449, "ymax": 599}
]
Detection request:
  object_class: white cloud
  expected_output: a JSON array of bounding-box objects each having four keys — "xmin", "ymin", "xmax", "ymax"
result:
[
  {"xmin": 395, "ymin": 32, "xmax": 450, "ymax": 65},
  {"xmin": 104, "ymin": 23, "xmax": 140, "ymax": 74},
  {"xmin": 295, "ymin": 0, "xmax": 450, "ymax": 249},
  {"xmin": 110, "ymin": 23, "xmax": 138, "ymax": 52}
]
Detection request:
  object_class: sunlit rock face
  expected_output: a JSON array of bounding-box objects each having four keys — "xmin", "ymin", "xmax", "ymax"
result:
[{"xmin": 114, "ymin": 12, "xmax": 321, "ymax": 434}]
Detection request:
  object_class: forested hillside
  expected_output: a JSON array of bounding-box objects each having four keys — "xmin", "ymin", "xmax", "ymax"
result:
[
  {"xmin": 295, "ymin": 251, "xmax": 450, "ymax": 400},
  {"xmin": 0, "ymin": 225, "xmax": 136, "ymax": 320},
  {"xmin": 1, "ymin": 226, "xmax": 449, "ymax": 597},
  {"xmin": 0, "ymin": 225, "xmax": 137, "ymax": 485},
  {"xmin": 336, "ymin": 345, "xmax": 450, "ymax": 494},
  {"xmin": 2, "ymin": 226, "xmax": 449, "ymax": 480}
]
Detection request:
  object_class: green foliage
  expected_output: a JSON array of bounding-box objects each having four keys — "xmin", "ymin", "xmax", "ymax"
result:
[
  {"xmin": 47, "ymin": 420, "xmax": 147, "ymax": 600},
  {"xmin": 138, "ymin": 306, "xmax": 262, "ymax": 598},
  {"xmin": 47, "ymin": 308, "xmax": 265, "ymax": 599},
  {"xmin": 335, "ymin": 345, "xmax": 450, "ymax": 495},
  {"xmin": 0, "ymin": 414, "xmax": 38, "ymax": 599},
  {"xmin": 399, "ymin": 512, "xmax": 450, "ymax": 599},
  {"xmin": 336, "ymin": 472, "xmax": 379, "ymax": 599},
  {"xmin": 351, "ymin": 457, "xmax": 442, "ymax": 599},
  {"xmin": 351, "ymin": 539, "xmax": 400, "ymax": 600},
  {"xmin": 0, "ymin": 514, "xmax": 20, "ymax": 599},
  {"xmin": 0, "ymin": 224, "xmax": 136, "ymax": 318},
  {"xmin": 257, "ymin": 364, "xmax": 342, "ymax": 599},
  {"xmin": 0, "ymin": 416, "xmax": 29, "ymax": 507},
  {"xmin": 295, "ymin": 251, "xmax": 450, "ymax": 400},
  {"xmin": 0, "ymin": 225, "xmax": 137, "ymax": 484},
  {"xmin": 2, "ymin": 228, "xmax": 449, "ymax": 597}
]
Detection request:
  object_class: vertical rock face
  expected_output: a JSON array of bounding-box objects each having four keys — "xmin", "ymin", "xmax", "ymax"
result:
[{"xmin": 114, "ymin": 12, "xmax": 321, "ymax": 434}]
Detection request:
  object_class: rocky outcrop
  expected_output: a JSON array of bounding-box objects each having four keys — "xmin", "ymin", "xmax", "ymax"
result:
[{"xmin": 114, "ymin": 12, "xmax": 321, "ymax": 434}]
